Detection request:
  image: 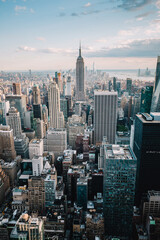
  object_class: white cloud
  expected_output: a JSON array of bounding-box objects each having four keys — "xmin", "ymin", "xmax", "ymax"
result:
[
  {"xmin": 36, "ymin": 37, "xmax": 46, "ymax": 41},
  {"xmin": 16, "ymin": 46, "xmax": 76, "ymax": 55},
  {"xmin": 30, "ymin": 8, "xmax": 35, "ymax": 14},
  {"xmin": 17, "ymin": 46, "xmax": 36, "ymax": 52},
  {"xmin": 15, "ymin": 5, "xmax": 27, "ymax": 12},
  {"xmin": 84, "ymin": 2, "xmax": 91, "ymax": 7},
  {"xmin": 1, "ymin": 0, "xmax": 6, "ymax": 2}
]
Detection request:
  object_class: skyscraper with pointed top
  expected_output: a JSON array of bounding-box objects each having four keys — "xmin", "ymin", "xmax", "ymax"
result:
[{"xmin": 76, "ymin": 43, "xmax": 85, "ymax": 101}]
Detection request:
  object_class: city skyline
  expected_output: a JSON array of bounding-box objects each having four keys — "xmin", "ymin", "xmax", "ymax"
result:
[{"xmin": 1, "ymin": 0, "xmax": 160, "ymax": 71}]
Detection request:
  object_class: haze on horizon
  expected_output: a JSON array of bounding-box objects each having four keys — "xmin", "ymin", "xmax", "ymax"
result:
[{"xmin": 0, "ymin": 0, "xmax": 160, "ymax": 71}]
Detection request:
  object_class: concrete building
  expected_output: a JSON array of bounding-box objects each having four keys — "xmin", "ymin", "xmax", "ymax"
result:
[
  {"xmin": 29, "ymin": 139, "xmax": 43, "ymax": 159},
  {"xmin": 0, "ymin": 164, "xmax": 10, "ymax": 204},
  {"xmin": 68, "ymin": 123, "xmax": 85, "ymax": 149},
  {"xmin": 6, "ymin": 94, "xmax": 26, "ymax": 129},
  {"xmin": 32, "ymin": 156, "xmax": 43, "ymax": 176},
  {"xmin": 0, "ymin": 100, "xmax": 10, "ymax": 125},
  {"xmin": 76, "ymin": 45, "xmax": 85, "ymax": 101},
  {"xmin": 1, "ymin": 160, "xmax": 18, "ymax": 187},
  {"xmin": 44, "ymin": 128, "xmax": 67, "ymax": 157},
  {"xmin": 48, "ymin": 81, "xmax": 64, "ymax": 128},
  {"xmin": 45, "ymin": 170, "xmax": 57, "ymax": 207},
  {"xmin": 32, "ymin": 84, "xmax": 41, "ymax": 104},
  {"xmin": 10, "ymin": 213, "xmax": 44, "ymax": 240},
  {"xmin": 66, "ymin": 76, "xmax": 71, "ymax": 96},
  {"xmin": 86, "ymin": 213, "xmax": 104, "ymax": 240},
  {"xmin": 143, "ymin": 191, "xmax": 160, "ymax": 224},
  {"xmin": 103, "ymin": 144, "xmax": 137, "ymax": 238},
  {"xmin": 24, "ymin": 111, "xmax": 33, "ymax": 129},
  {"xmin": 6, "ymin": 107, "xmax": 22, "ymax": 136},
  {"xmin": 14, "ymin": 134, "xmax": 29, "ymax": 159},
  {"xmin": 12, "ymin": 187, "xmax": 28, "ymax": 212},
  {"xmin": 13, "ymin": 83, "xmax": 21, "ymax": 95},
  {"xmin": 94, "ymin": 91, "xmax": 117, "ymax": 144},
  {"xmin": 33, "ymin": 118, "xmax": 44, "ymax": 139},
  {"xmin": 0, "ymin": 125, "xmax": 16, "ymax": 161},
  {"xmin": 28, "ymin": 176, "xmax": 45, "ymax": 212}
]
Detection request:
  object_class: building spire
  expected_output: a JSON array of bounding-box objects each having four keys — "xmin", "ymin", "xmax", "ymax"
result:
[{"xmin": 79, "ymin": 41, "xmax": 81, "ymax": 57}]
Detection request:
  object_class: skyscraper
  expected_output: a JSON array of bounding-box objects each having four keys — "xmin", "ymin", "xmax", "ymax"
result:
[
  {"xmin": 103, "ymin": 144, "xmax": 137, "ymax": 238},
  {"xmin": 133, "ymin": 113, "xmax": 160, "ymax": 206},
  {"xmin": 126, "ymin": 78, "xmax": 132, "ymax": 95},
  {"xmin": 151, "ymin": 56, "xmax": 160, "ymax": 112},
  {"xmin": 48, "ymin": 81, "xmax": 64, "ymax": 128},
  {"xmin": 6, "ymin": 95, "xmax": 26, "ymax": 129},
  {"xmin": 140, "ymin": 86, "xmax": 153, "ymax": 113},
  {"xmin": 94, "ymin": 91, "xmax": 117, "ymax": 144},
  {"xmin": 32, "ymin": 85, "xmax": 41, "ymax": 104},
  {"xmin": 28, "ymin": 176, "xmax": 45, "ymax": 213},
  {"xmin": 6, "ymin": 107, "xmax": 22, "ymax": 136},
  {"xmin": 13, "ymin": 83, "xmax": 21, "ymax": 95},
  {"xmin": 76, "ymin": 44, "xmax": 85, "ymax": 101},
  {"xmin": 0, "ymin": 125, "xmax": 16, "ymax": 161}
]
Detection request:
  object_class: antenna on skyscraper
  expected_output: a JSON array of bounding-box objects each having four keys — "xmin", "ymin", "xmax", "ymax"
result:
[{"xmin": 79, "ymin": 40, "xmax": 81, "ymax": 57}]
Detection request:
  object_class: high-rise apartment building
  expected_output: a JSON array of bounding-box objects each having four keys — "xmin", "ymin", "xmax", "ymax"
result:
[
  {"xmin": 13, "ymin": 83, "xmax": 21, "ymax": 95},
  {"xmin": 103, "ymin": 144, "xmax": 137, "ymax": 238},
  {"xmin": 48, "ymin": 81, "xmax": 64, "ymax": 128},
  {"xmin": 0, "ymin": 125, "xmax": 16, "ymax": 161},
  {"xmin": 133, "ymin": 113, "xmax": 160, "ymax": 206},
  {"xmin": 151, "ymin": 56, "xmax": 160, "ymax": 112},
  {"xmin": 6, "ymin": 107, "xmax": 22, "ymax": 136},
  {"xmin": 94, "ymin": 91, "xmax": 117, "ymax": 144},
  {"xmin": 76, "ymin": 45, "xmax": 85, "ymax": 101}
]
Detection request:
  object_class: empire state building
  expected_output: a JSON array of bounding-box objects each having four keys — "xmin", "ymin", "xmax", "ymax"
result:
[{"xmin": 76, "ymin": 45, "xmax": 85, "ymax": 101}]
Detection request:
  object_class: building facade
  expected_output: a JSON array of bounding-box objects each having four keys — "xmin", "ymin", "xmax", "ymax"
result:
[{"xmin": 94, "ymin": 91, "xmax": 117, "ymax": 144}]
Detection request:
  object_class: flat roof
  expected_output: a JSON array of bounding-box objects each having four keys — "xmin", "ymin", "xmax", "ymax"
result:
[
  {"xmin": 137, "ymin": 114, "xmax": 160, "ymax": 124},
  {"xmin": 94, "ymin": 90, "xmax": 117, "ymax": 96},
  {"xmin": 105, "ymin": 144, "xmax": 135, "ymax": 160}
]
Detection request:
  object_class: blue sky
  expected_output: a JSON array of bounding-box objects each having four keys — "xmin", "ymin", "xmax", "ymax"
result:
[{"xmin": 0, "ymin": 0, "xmax": 160, "ymax": 70}]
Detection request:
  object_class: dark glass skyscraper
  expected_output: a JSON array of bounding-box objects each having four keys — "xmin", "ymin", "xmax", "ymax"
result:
[
  {"xmin": 151, "ymin": 56, "xmax": 160, "ymax": 112},
  {"xmin": 133, "ymin": 113, "xmax": 160, "ymax": 206},
  {"xmin": 103, "ymin": 144, "xmax": 136, "ymax": 239},
  {"xmin": 140, "ymin": 86, "xmax": 153, "ymax": 113},
  {"xmin": 76, "ymin": 45, "xmax": 85, "ymax": 101}
]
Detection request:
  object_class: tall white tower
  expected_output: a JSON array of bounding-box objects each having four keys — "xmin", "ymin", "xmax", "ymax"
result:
[
  {"xmin": 48, "ymin": 81, "xmax": 64, "ymax": 128},
  {"xmin": 76, "ymin": 44, "xmax": 85, "ymax": 101},
  {"xmin": 6, "ymin": 107, "xmax": 22, "ymax": 136},
  {"xmin": 94, "ymin": 91, "xmax": 117, "ymax": 144}
]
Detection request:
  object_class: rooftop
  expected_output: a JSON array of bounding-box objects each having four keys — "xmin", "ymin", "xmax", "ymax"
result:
[
  {"xmin": 30, "ymin": 139, "xmax": 42, "ymax": 144},
  {"xmin": 94, "ymin": 90, "xmax": 117, "ymax": 96},
  {"xmin": 137, "ymin": 113, "xmax": 160, "ymax": 123},
  {"xmin": 105, "ymin": 144, "xmax": 135, "ymax": 160}
]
